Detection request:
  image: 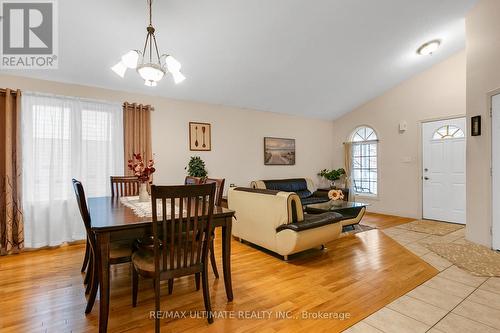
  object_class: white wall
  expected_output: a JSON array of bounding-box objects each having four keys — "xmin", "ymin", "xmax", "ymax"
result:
[
  {"xmin": 331, "ymin": 52, "xmax": 466, "ymax": 218},
  {"xmin": 465, "ymin": 0, "xmax": 500, "ymax": 246},
  {"xmin": 0, "ymin": 74, "xmax": 334, "ymax": 192}
]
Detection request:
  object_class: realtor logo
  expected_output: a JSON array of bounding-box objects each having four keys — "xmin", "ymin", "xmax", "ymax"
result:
[{"xmin": 1, "ymin": 0, "xmax": 58, "ymax": 69}]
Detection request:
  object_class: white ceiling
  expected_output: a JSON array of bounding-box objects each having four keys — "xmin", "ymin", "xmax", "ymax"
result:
[{"xmin": 3, "ymin": 0, "xmax": 477, "ymax": 119}]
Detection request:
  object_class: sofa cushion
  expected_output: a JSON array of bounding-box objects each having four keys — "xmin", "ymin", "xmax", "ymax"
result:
[
  {"xmin": 263, "ymin": 179, "xmax": 309, "ymax": 194},
  {"xmin": 276, "ymin": 212, "xmax": 343, "ymax": 232},
  {"xmin": 300, "ymin": 196, "xmax": 330, "ymax": 205}
]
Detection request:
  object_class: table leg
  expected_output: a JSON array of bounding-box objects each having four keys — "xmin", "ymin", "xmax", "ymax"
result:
[
  {"xmin": 221, "ymin": 218, "xmax": 233, "ymax": 301},
  {"xmin": 96, "ymin": 232, "xmax": 110, "ymax": 333}
]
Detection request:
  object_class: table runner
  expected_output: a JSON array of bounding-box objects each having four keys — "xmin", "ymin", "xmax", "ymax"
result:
[{"xmin": 119, "ymin": 196, "xmax": 184, "ymax": 218}]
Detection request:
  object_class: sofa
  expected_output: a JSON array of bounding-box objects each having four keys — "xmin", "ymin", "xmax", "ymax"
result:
[
  {"xmin": 250, "ymin": 178, "xmax": 330, "ymax": 205},
  {"xmin": 228, "ymin": 187, "xmax": 360, "ymax": 260}
]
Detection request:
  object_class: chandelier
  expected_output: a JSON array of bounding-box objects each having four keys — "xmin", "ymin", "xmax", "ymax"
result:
[{"xmin": 111, "ymin": 0, "xmax": 185, "ymax": 86}]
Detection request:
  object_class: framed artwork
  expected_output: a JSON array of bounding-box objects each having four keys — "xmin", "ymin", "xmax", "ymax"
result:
[
  {"xmin": 471, "ymin": 116, "xmax": 481, "ymax": 136},
  {"xmin": 264, "ymin": 137, "xmax": 295, "ymax": 165},
  {"xmin": 189, "ymin": 122, "xmax": 211, "ymax": 151}
]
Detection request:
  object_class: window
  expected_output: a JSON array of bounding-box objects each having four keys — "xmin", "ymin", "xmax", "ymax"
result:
[
  {"xmin": 22, "ymin": 92, "xmax": 124, "ymax": 248},
  {"xmin": 432, "ymin": 125, "xmax": 465, "ymax": 140},
  {"xmin": 350, "ymin": 126, "xmax": 378, "ymax": 195}
]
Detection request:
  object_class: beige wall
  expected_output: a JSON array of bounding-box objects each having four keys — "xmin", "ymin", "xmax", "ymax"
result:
[
  {"xmin": 332, "ymin": 52, "xmax": 466, "ymax": 218},
  {"xmin": 465, "ymin": 0, "xmax": 500, "ymax": 246},
  {"xmin": 0, "ymin": 74, "xmax": 334, "ymax": 192}
]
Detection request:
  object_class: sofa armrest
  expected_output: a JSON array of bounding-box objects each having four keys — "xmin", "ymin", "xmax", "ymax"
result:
[{"xmin": 276, "ymin": 212, "xmax": 343, "ymax": 232}]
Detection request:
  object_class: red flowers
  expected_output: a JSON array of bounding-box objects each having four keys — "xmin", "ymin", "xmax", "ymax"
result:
[{"xmin": 127, "ymin": 153, "xmax": 156, "ymax": 183}]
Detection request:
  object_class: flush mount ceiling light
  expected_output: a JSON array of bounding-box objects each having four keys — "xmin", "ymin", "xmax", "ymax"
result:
[
  {"xmin": 417, "ymin": 39, "xmax": 441, "ymax": 56},
  {"xmin": 111, "ymin": 0, "xmax": 185, "ymax": 86}
]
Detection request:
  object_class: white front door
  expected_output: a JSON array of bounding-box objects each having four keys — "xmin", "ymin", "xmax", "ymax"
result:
[
  {"xmin": 492, "ymin": 94, "xmax": 500, "ymax": 250},
  {"xmin": 422, "ymin": 118, "xmax": 466, "ymax": 224}
]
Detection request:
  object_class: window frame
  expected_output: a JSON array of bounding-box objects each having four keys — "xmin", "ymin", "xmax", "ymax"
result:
[{"xmin": 349, "ymin": 125, "xmax": 379, "ymax": 198}]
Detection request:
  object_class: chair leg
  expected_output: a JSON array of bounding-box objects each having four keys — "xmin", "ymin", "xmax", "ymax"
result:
[
  {"xmin": 209, "ymin": 240, "xmax": 219, "ymax": 279},
  {"xmin": 168, "ymin": 278, "xmax": 173, "ymax": 295},
  {"xmin": 201, "ymin": 266, "xmax": 214, "ymax": 324},
  {"xmin": 154, "ymin": 278, "xmax": 161, "ymax": 333},
  {"xmin": 81, "ymin": 238, "xmax": 90, "ymax": 273},
  {"xmin": 85, "ymin": 260, "xmax": 99, "ymax": 314},
  {"xmin": 195, "ymin": 273, "xmax": 200, "ymax": 291},
  {"xmin": 85, "ymin": 255, "xmax": 94, "ymax": 293},
  {"xmin": 132, "ymin": 267, "xmax": 138, "ymax": 307}
]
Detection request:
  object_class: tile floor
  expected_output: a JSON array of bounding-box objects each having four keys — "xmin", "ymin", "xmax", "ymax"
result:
[{"xmin": 344, "ymin": 223, "xmax": 500, "ymax": 333}]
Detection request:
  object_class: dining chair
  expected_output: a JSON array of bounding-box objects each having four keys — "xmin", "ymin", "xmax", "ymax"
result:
[
  {"xmin": 184, "ymin": 176, "xmax": 204, "ymax": 185},
  {"xmin": 131, "ymin": 183, "xmax": 216, "ymax": 331},
  {"xmin": 72, "ymin": 179, "xmax": 133, "ymax": 314},
  {"xmin": 110, "ymin": 176, "xmax": 140, "ymax": 197},
  {"xmin": 202, "ymin": 178, "xmax": 225, "ymax": 279},
  {"xmin": 79, "ymin": 176, "xmax": 139, "ymax": 277}
]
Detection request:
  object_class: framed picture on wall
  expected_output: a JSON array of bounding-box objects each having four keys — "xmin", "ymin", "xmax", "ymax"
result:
[
  {"xmin": 189, "ymin": 122, "xmax": 211, "ymax": 151},
  {"xmin": 264, "ymin": 137, "xmax": 295, "ymax": 165}
]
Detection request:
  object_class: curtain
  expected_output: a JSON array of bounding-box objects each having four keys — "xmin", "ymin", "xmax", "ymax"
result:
[
  {"xmin": 123, "ymin": 102, "xmax": 152, "ymax": 175},
  {"xmin": 21, "ymin": 92, "xmax": 124, "ymax": 248},
  {"xmin": 0, "ymin": 89, "xmax": 23, "ymax": 255},
  {"xmin": 344, "ymin": 142, "xmax": 353, "ymax": 190}
]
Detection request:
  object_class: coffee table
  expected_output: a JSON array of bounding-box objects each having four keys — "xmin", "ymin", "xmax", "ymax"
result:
[{"xmin": 305, "ymin": 201, "xmax": 368, "ymax": 220}]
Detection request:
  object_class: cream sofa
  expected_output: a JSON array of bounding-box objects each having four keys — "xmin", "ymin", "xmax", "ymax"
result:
[{"xmin": 228, "ymin": 187, "xmax": 350, "ymax": 260}]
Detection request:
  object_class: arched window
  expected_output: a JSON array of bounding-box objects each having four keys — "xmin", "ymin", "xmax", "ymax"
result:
[
  {"xmin": 350, "ymin": 126, "xmax": 378, "ymax": 195},
  {"xmin": 432, "ymin": 125, "xmax": 465, "ymax": 140}
]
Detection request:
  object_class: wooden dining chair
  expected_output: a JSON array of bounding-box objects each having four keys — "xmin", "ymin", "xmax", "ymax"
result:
[
  {"xmin": 79, "ymin": 176, "xmax": 139, "ymax": 276},
  {"xmin": 184, "ymin": 175, "xmax": 204, "ymax": 185},
  {"xmin": 110, "ymin": 176, "xmax": 140, "ymax": 197},
  {"xmin": 202, "ymin": 178, "xmax": 225, "ymax": 278},
  {"xmin": 132, "ymin": 184, "xmax": 216, "ymax": 331},
  {"xmin": 72, "ymin": 179, "xmax": 133, "ymax": 314}
]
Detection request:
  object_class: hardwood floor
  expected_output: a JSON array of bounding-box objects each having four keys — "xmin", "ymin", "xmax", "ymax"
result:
[
  {"xmin": 0, "ymin": 213, "xmax": 436, "ymax": 333},
  {"xmin": 361, "ymin": 212, "xmax": 416, "ymax": 230}
]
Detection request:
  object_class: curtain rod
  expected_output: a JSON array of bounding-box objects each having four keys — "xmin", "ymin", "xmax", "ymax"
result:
[
  {"xmin": 123, "ymin": 102, "xmax": 155, "ymax": 111},
  {"xmin": 0, "ymin": 88, "xmax": 21, "ymax": 95}
]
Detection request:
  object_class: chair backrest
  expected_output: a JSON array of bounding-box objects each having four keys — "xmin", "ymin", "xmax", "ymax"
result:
[
  {"xmin": 204, "ymin": 178, "xmax": 225, "ymax": 206},
  {"xmin": 184, "ymin": 176, "xmax": 204, "ymax": 185},
  {"xmin": 151, "ymin": 184, "xmax": 216, "ymax": 276},
  {"xmin": 110, "ymin": 176, "xmax": 140, "ymax": 197}
]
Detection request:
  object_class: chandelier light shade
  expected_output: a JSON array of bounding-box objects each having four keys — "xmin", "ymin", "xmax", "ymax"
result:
[{"xmin": 111, "ymin": 0, "xmax": 185, "ymax": 86}]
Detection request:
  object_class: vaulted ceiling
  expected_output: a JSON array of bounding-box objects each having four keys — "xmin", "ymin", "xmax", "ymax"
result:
[{"xmin": 2, "ymin": 0, "xmax": 477, "ymax": 119}]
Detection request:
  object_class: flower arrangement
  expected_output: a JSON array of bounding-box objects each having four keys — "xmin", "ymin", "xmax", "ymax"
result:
[
  {"xmin": 127, "ymin": 153, "xmax": 156, "ymax": 183},
  {"xmin": 328, "ymin": 189, "xmax": 345, "ymax": 201}
]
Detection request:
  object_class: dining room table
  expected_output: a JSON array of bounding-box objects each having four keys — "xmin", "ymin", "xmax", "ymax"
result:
[{"xmin": 87, "ymin": 196, "xmax": 236, "ymax": 333}]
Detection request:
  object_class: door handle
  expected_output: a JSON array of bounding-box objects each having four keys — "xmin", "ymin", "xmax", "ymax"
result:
[{"xmin": 424, "ymin": 177, "xmax": 430, "ymax": 180}]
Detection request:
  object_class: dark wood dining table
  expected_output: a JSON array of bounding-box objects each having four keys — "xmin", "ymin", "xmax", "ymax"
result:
[{"xmin": 88, "ymin": 196, "xmax": 235, "ymax": 333}]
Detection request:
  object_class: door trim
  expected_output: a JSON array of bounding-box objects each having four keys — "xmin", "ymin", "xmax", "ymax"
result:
[
  {"xmin": 489, "ymin": 89, "xmax": 500, "ymax": 250},
  {"xmin": 419, "ymin": 115, "xmax": 466, "ymax": 221}
]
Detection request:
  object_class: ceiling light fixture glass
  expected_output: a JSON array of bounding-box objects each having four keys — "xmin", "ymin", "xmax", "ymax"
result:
[
  {"xmin": 417, "ymin": 39, "xmax": 441, "ymax": 56},
  {"xmin": 111, "ymin": 0, "xmax": 185, "ymax": 86}
]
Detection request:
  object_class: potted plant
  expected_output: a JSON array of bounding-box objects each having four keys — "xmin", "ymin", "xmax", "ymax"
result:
[
  {"xmin": 127, "ymin": 153, "xmax": 156, "ymax": 202},
  {"xmin": 318, "ymin": 168, "xmax": 346, "ymax": 188},
  {"xmin": 185, "ymin": 156, "xmax": 208, "ymax": 178}
]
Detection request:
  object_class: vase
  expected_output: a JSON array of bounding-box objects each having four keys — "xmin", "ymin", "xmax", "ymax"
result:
[{"xmin": 139, "ymin": 182, "xmax": 149, "ymax": 202}]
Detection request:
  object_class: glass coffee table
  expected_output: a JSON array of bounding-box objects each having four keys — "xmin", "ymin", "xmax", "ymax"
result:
[{"xmin": 305, "ymin": 201, "xmax": 368, "ymax": 220}]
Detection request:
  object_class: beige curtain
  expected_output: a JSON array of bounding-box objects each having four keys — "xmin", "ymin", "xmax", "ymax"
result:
[
  {"xmin": 123, "ymin": 102, "xmax": 153, "ymax": 175},
  {"xmin": 344, "ymin": 142, "xmax": 353, "ymax": 190},
  {"xmin": 0, "ymin": 89, "xmax": 23, "ymax": 255}
]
